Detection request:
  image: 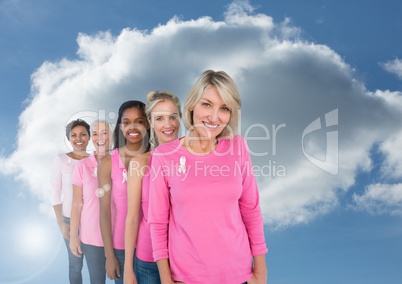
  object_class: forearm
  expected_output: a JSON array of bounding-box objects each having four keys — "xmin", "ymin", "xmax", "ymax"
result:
[
  {"xmin": 125, "ymin": 159, "xmax": 143, "ymax": 270},
  {"xmin": 253, "ymin": 254, "xmax": 267, "ymax": 274},
  {"xmin": 250, "ymin": 254, "xmax": 268, "ymax": 284},
  {"xmin": 124, "ymin": 213, "xmax": 140, "ymax": 269},
  {"xmin": 69, "ymin": 203, "xmax": 82, "ymax": 238},
  {"xmin": 100, "ymin": 206, "xmax": 115, "ymax": 258},
  {"xmin": 54, "ymin": 204, "xmax": 70, "ymax": 239},
  {"xmin": 53, "ymin": 204, "xmax": 64, "ymax": 226},
  {"xmin": 156, "ymin": 258, "xmax": 174, "ymax": 284},
  {"xmin": 98, "ymin": 156, "xmax": 114, "ymax": 258},
  {"xmin": 240, "ymin": 186, "xmax": 267, "ymax": 255},
  {"xmin": 70, "ymin": 186, "xmax": 83, "ymax": 238}
]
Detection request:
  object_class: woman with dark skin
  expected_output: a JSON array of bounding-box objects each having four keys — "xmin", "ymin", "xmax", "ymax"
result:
[
  {"xmin": 52, "ymin": 119, "xmax": 90, "ymax": 284},
  {"xmin": 98, "ymin": 101, "xmax": 149, "ymax": 284}
]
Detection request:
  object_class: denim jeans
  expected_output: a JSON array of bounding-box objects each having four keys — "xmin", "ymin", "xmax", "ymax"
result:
[
  {"xmin": 113, "ymin": 249, "xmax": 125, "ymax": 284},
  {"xmin": 63, "ymin": 217, "xmax": 83, "ymax": 284},
  {"xmin": 134, "ymin": 253, "xmax": 161, "ymax": 284},
  {"xmin": 81, "ymin": 242, "xmax": 106, "ymax": 284}
]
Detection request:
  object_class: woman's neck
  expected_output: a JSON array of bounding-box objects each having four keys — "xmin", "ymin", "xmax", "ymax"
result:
[
  {"xmin": 95, "ymin": 150, "xmax": 109, "ymax": 161},
  {"xmin": 183, "ymin": 132, "xmax": 217, "ymax": 154},
  {"xmin": 68, "ymin": 150, "xmax": 88, "ymax": 160},
  {"xmin": 121, "ymin": 143, "xmax": 144, "ymax": 157}
]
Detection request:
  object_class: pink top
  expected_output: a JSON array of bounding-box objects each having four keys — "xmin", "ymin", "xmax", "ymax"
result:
[
  {"xmin": 136, "ymin": 154, "xmax": 153, "ymax": 262},
  {"xmin": 51, "ymin": 153, "xmax": 81, "ymax": 218},
  {"xmin": 110, "ymin": 148, "xmax": 128, "ymax": 250},
  {"xmin": 148, "ymin": 135, "xmax": 268, "ymax": 284},
  {"xmin": 72, "ymin": 153, "xmax": 103, "ymax": 247}
]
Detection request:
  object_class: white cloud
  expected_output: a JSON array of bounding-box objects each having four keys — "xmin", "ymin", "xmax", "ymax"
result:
[
  {"xmin": 1, "ymin": 0, "xmax": 402, "ymax": 227},
  {"xmin": 379, "ymin": 128, "xmax": 402, "ymax": 179},
  {"xmin": 371, "ymin": 90, "xmax": 402, "ymax": 179},
  {"xmin": 382, "ymin": 58, "xmax": 402, "ymax": 79},
  {"xmin": 352, "ymin": 183, "xmax": 402, "ymax": 216}
]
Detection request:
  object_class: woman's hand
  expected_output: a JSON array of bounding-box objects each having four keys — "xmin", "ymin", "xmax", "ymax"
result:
[
  {"xmin": 69, "ymin": 236, "xmax": 82, "ymax": 257},
  {"xmin": 58, "ymin": 221, "xmax": 70, "ymax": 240},
  {"xmin": 123, "ymin": 267, "xmax": 137, "ymax": 284},
  {"xmin": 247, "ymin": 254, "xmax": 267, "ymax": 284},
  {"xmin": 106, "ymin": 255, "xmax": 121, "ymax": 281},
  {"xmin": 247, "ymin": 270, "xmax": 267, "ymax": 284}
]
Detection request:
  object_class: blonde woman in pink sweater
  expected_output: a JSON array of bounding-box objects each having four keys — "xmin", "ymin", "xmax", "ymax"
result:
[
  {"xmin": 148, "ymin": 70, "xmax": 268, "ymax": 284},
  {"xmin": 124, "ymin": 91, "xmax": 182, "ymax": 284}
]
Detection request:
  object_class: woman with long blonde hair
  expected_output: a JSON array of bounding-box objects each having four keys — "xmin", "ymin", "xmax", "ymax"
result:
[{"xmin": 124, "ymin": 91, "xmax": 181, "ymax": 284}]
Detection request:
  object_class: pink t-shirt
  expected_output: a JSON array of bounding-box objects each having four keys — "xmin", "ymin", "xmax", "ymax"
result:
[
  {"xmin": 110, "ymin": 148, "xmax": 128, "ymax": 250},
  {"xmin": 136, "ymin": 154, "xmax": 153, "ymax": 262},
  {"xmin": 51, "ymin": 153, "xmax": 81, "ymax": 218},
  {"xmin": 72, "ymin": 154, "xmax": 103, "ymax": 247},
  {"xmin": 148, "ymin": 135, "xmax": 268, "ymax": 284}
]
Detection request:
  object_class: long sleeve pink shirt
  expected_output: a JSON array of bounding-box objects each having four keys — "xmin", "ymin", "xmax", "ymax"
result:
[
  {"xmin": 72, "ymin": 154, "xmax": 103, "ymax": 247},
  {"xmin": 51, "ymin": 153, "xmax": 80, "ymax": 218},
  {"xmin": 110, "ymin": 148, "xmax": 128, "ymax": 250},
  {"xmin": 135, "ymin": 154, "xmax": 154, "ymax": 262},
  {"xmin": 148, "ymin": 135, "xmax": 268, "ymax": 284}
]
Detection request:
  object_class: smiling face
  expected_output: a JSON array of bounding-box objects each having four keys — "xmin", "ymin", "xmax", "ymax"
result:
[
  {"xmin": 91, "ymin": 122, "xmax": 111, "ymax": 155},
  {"xmin": 120, "ymin": 107, "xmax": 147, "ymax": 147},
  {"xmin": 69, "ymin": 125, "xmax": 89, "ymax": 152},
  {"xmin": 150, "ymin": 100, "xmax": 180, "ymax": 145},
  {"xmin": 191, "ymin": 85, "xmax": 231, "ymax": 140}
]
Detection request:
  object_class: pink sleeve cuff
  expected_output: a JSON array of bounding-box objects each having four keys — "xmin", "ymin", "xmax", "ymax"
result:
[
  {"xmin": 251, "ymin": 243, "xmax": 268, "ymax": 256},
  {"xmin": 153, "ymin": 248, "xmax": 169, "ymax": 261}
]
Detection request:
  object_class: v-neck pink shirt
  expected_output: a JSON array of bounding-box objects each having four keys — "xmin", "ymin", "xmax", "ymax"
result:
[{"xmin": 51, "ymin": 153, "xmax": 80, "ymax": 218}]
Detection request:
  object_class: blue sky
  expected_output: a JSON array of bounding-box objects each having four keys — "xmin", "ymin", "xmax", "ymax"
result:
[{"xmin": 1, "ymin": 0, "xmax": 402, "ymax": 283}]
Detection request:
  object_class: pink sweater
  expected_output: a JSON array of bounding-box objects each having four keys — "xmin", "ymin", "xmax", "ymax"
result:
[
  {"xmin": 110, "ymin": 148, "xmax": 128, "ymax": 250},
  {"xmin": 72, "ymin": 154, "xmax": 103, "ymax": 247},
  {"xmin": 148, "ymin": 135, "xmax": 268, "ymax": 284},
  {"xmin": 51, "ymin": 154, "xmax": 81, "ymax": 218},
  {"xmin": 135, "ymin": 154, "xmax": 154, "ymax": 262}
]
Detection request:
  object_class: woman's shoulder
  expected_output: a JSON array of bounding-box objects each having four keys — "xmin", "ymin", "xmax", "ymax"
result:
[
  {"xmin": 53, "ymin": 152, "xmax": 72, "ymax": 165},
  {"xmin": 219, "ymin": 134, "xmax": 246, "ymax": 147},
  {"xmin": 56, "ymin": 152, "xmax": 69, "ymax": 160},
  {"xmin": 215, "ymin": 135, "xmax": 249, "ymax": 157},
  {"xmin": 80, "ymin": 154, "xmax": 98, "ymax": 167},
  {"xmin": 153, "ymin": 138, "xmax": 181, "ymax": 154},
  {"xmin": 98, "ymin": 153, "xmax": 112, "ymax": 168},
  {"xmin": 221, "ymin": 134, "xmax": 244, "ymax": 141},
  {"xmin": 130, "ymin": 151, "xmax": 151, "ymax": 167}
]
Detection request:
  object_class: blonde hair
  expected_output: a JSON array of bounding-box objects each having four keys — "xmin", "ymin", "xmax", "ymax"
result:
[
  {"xmin": 183, "ymin": 70, "xmax": 241, "ymax": 138},
  {"xmin": 146, "ymin": 91, "xmax": 182, "ymax": 149}
]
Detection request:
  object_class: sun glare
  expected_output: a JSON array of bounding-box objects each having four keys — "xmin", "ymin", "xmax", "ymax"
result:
[
  {"xmin": 15, "ymin": 220, "xmax": 55, "ymax": 259},
  {"xmin": 2, "ymin": 219, "xmax": 62, "ymax": 283}
]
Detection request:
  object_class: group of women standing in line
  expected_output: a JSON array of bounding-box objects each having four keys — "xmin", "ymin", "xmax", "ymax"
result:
[{"xmin": 51, "ymin": 70, "xmax": 268, "ymax": 284}]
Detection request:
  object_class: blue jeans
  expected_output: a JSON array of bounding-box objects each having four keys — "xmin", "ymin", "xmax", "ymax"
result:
[
  {"xmin": 63, "ymin": 217, "xmax": 83, "ymax": 284},
  {"xmin": 113, "ymin": 249, "xmax": 125, "ymax": 284},
  {"xmin": 134, "ymin": 253, "xmax": 161, "ymax": 284},
  {"xmin": 81, "ymin": 242, "xmax": 106, "ymax": 284}
]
